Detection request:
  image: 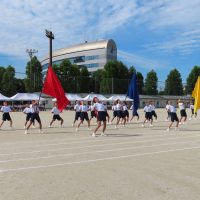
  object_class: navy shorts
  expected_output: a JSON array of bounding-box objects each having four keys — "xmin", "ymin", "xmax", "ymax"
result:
[
  {"xmin": 26, "ymin": 113, "xmax": 32, "ymax": 121},
  {"xmin": 145, "ymin": 112, "xmax": 152, "ymax": 120},
  {"xmin": 53, "ymin": 115, "xmax": 62, "ymax": 121},
  {"xmin": 171, "ymin": 113, "xmax": 179, "ymax": 122},
  {"xmin": 31, "ymin": 113, "xmax": 41, "ymax": 123},
  {"xmin": 123, "ymin": 110, "xmax": 129, "ymax": 118},
  {"xmin": 2, "ymin": 113, "xmax": 11, "ymax": 121},
  {"xmin": 75, "ymin": 112, "xmax": 81, "ymax": 120},
  {"xmin": 97, "ymin": 111, "xmax": 106, "ymax": 122},
  {"xmin": 80, "ymin": 112, "xmax": 89, "ymax": 121}
]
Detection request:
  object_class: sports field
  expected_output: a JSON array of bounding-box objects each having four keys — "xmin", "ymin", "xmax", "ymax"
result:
[{"xmin": 0, "ymin": 109, "xmax": 200, "ymax": 200}]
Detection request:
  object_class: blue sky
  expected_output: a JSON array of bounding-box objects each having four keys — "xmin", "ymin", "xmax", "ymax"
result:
[{"xmin": 0, "ymin": 0, "xmax": 200, "ymax": 87}]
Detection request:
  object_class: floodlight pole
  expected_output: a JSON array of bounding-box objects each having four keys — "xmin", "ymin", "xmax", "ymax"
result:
[
  {"xmin": 45, "ymin": 29, "xmax": 55, "ymax": 66},
  {"xmin": 26, "ymin": 49, "xmax": 38, "ymax": 91}
]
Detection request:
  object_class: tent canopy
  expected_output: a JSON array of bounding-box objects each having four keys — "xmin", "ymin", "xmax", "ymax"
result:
[
  {"xmin": 10, "ymin": 93, "xmax": 46, "ymax": 101},
  {"xmin": 82, "ymin": 94, "xmax": 108, "ymax": 101},
  {"xmin": 0, "ymin": 93, "xmax": 10, "ymax": 101},
  {"xmin": 108, "ymin": 95, "xmax": 133, "ymax": 102},
  {"xmin": 52, "ymin": 93, "xmax": 82, "ymax": 102}
]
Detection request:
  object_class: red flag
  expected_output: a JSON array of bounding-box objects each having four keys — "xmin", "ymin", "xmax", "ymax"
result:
[{"xmin": 42, "ymin": 66, "xmax": 69, "ymax": 111}]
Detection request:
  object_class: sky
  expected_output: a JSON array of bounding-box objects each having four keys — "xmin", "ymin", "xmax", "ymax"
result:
[{"xmin": 0, "ymin": 0, "xmax": 200, "ymax": 87}]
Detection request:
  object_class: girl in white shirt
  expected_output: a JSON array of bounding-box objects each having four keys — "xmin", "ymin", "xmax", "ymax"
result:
[
  {"xmin": 72, "ymin": 100, "xmax": 81, "ymax": 127},
  {"xmin": 167, "ymin": 101, "xmax": 179, "ymax": 131},
  {"xmin": 178, "ymin": 100, "xmax": 187, "ymax": 124},
  {"xmin": 23, "ymin": 103, "xmax": 35, "ymax": 128},
  {"xmin": 190, "ymin": 101, "xmax": 197, "ymax": 119},
  {"xmin": 0, "ymin": 101, "xmax": 12, "ymax": 129},
  {"xmin": 93, "ymin": 97, "xmax": 107, "ymax": 137},
  {"xmin": 111, "ymin": 102, "xmax": 117, "ymax": 123},
  {"xmin": 49, "ymin": 102, "xmax": 64, "ymax": 127},
  {"xmin": 115, "ymin": 99, "xmax": 126, "ymax": 128},
  {"xmin": 142, "ymin": 102, "xmax": 153, "ymax": 127},
  {"xmin": 76, "ymin": 101, "xmax": 91, "ymax": 131}
]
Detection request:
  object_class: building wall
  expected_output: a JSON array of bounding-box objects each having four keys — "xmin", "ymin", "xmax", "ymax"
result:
[{"xmin": 41, "ymin": 39, "xmax": 117, "ymax": 73}]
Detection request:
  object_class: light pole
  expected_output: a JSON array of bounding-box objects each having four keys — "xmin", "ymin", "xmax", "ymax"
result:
[
  {"xmin": 45, "ymin": 29, "xmax": 55, "ymax": 66},
  {"xmin": 26, "ymin": 49, "xmax": 38, "ymax": 91}
]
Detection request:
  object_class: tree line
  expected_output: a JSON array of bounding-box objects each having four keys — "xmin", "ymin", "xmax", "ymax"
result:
[{"xmin": 0, "ymin": 56, "xmax": 200, "ymax": 96}]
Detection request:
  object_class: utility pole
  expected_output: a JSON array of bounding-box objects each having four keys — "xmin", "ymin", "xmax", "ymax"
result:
[
  {"xmin": 26, "ymin": 49, "xmax": 38, "ymax": 91},
  {"xmin": 45, "ymin": 29, "xmax": 55, "ymax": 66}
]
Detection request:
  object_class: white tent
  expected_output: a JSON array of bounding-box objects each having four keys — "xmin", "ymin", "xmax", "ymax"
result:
[
  {"xmin": 0, "ymin": 93, "xmax": 10, "ymax": 101},
  {"xmin": 10, "ymin": 93, "xmax": 46, "ymax": 101},
  {"xmin": 82, "ymin": 94, "xmax": 108, "ymax": 101},
  {"xmin": 108, "ymin": 95, "xmax": 133, "ymax": 101},
  {"xmin": 52, "ymin": 93, "xmax": 82, "ymax": 102}
]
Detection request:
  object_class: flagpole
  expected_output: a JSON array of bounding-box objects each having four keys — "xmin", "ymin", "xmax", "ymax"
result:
[{"xmin": 38, "ymin": 30, "xmax": 55, "ymax": 104}]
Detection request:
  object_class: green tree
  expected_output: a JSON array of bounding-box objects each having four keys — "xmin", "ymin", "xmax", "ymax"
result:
[
  {"xmin": 90, "ymin": 69, "xmax": 103, "ymax": 93},
  {"xmin": 1, "ymin": 66, "xmax": 16, "ymax": 96},
  {"xmin": 14, "ymin": 78, "xmax": 26, "ymax": 93},
  {"xmin": 100, "ymin": 60, "xmax": 129, "ymax": 93},
  {"xmin": 186, "ymin": 66, "xmax": 200, "ymax": 94},
  {"xmin": 24, "ymin": 56, "xmax": 43, "ymax": 92},
  {"xmin": 0, "ymin": 67, "xmax": 6, "ymax": 85},
  {"xmin": 164, "ymin": 69, "xmax": 183, "ymax": 95},
  {"xmin": 77, "ymin": 66, "xmax": 90, "ymax": 93},
  {"xmin": 144, "ymin": 70, "xmax": 158, "ymax": 95},
  {"xmin": 137, "ymin": 72, "xmax": 144, "ymax": 94},
  {"xmin": 128, "ymin": 66, "xmax": 136, "ymax": 79}
]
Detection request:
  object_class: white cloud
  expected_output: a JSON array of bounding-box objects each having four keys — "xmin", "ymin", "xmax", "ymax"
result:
[
  {"xmin": 118, "ymin": 50, "xmax": 168, "ymax": 70},
  {"xmin": 0, "ymin": 0, "xmax": 200, "ymax": 66},
  {"xmin": 0, "ymin": 0, "xmax": 138, "ymax": 59}
]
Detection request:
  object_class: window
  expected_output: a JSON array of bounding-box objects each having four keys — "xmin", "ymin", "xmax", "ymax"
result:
[
  {"xmin": 85, "ymin": 55, "xmax": 99, "ymax": 61},
  {"xmin": 85, "ymin": 63, "xmax": 99, "ymax": 68}
]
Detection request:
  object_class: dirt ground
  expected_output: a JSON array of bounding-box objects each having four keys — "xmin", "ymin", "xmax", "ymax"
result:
[{"xmin": 0, "ymin": 109, "xmax": 200, "ymax": 200}]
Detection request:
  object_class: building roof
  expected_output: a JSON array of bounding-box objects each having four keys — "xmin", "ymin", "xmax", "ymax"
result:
[{"xmin": 41, "ymin": 39, "xmax": 115, "ymax": 63}]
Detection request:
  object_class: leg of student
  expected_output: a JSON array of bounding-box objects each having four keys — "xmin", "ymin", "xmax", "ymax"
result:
[
  {"xmin": 0, "ymin": 120, "xmax": 4, "ymax": 128},
  {"xmin": 103, "ymin": 121, "xmax": 106, "ymax": 133},
  {"xmin": 61, "ymin": 118, "xmax": 64, "ymax": 126},
  {"xmin": 94, "ymin": 121, "xmax": 101, "ymax": 133}
]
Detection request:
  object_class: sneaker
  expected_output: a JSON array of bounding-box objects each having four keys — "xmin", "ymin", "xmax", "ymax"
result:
[
  {"xmin": 179, "ymin": 122, "xmax": 182, "ymax": 125},
  {"xmin": 154, "ymin": 120, "xmax": 158, "ymax": 122},
  {"xmin": 123, "ymin": 125, "xmax": 125, "ymax": 127},
  {"xmin": 39, "ymin": 129, "xmax": 44, "ymax": 134},
  {"xmin": 49, "ymin": 125, "xmax": 51, "ymax": 128},
  {"xmin": 166, "ymin": 128, "xmax": 170, "ymax": 132},
  {"xmin": 88, "ymin": 127, "xmax": 92, "ymax": 130},
  {"xmin": 92, "ymin": 133, "xmax": 96, "ymax": 137},
  {"xmin": 76, "ymin": 128, "xmax": 79, "ymax": 132},
  {"xmin": 101, "ymin": 132, "xmax": 107, "ymax": 136},
  {"xmin": 115, "ymin": 125, "xmax": 117, "ymax": 129},
  {"xmin": 142, "ymin": 124, "xmax": 144, "ymax": 127},
  {"xmin": 72, "ymin": 123, "xmax": 74, "ymax": 127},
  {"xmin": 24, "ymin": 126, "xmax": 26, "ymax": 129},
  {"xmin": 24, "ymin": 130, "xmax": 28, "ymax": 134},
  {"xmin": 150, "ymin": 124, "xmax": 153, "ymax": 127},
  {"xmin": 33, "ymin": 125, "xmax": 36, "ymax": 128}
]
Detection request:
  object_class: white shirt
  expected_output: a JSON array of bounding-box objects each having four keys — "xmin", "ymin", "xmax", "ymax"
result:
[
  {"xmin": 144, "ymin": 105, "xmax": 151, "ymax": 112},
  {"xmin": 30, "ymin": 105, "xmax": 39, "ymax": 113},
  {"xmin": 149, "ymin": 104, "xmax": 155, "ymax": 111},
  {"xmin": 80, "ymin": 105, "xmax": 89, "ymax": 112},
  {"xmin": 166, "ymin": 104, "xmax": 170, "ymax": 111},
  {"xmin": 169, "ymin": 105, "xmax": 176, "ymax": 113},
  {"xmin": 51, "ymin": 107, "xmax": 60, "ymax": 115},
  {"xmin": 89, "ymin": 105, "xmax": 95, "ymax": 111},
  {"xmin": 178, "ymin": 102, "xmax": 185, "ymax": 110},
  {"xmin": 1, "ymin": 106, "xmax": 11, "ymax": 113},
  {"xmin": 74, "ymin": 104, "xmax": 81, "ymax": 112},
  {"xmin": 190, "ymin": 104, "xmax": 194, "ymax": 109},
  {"xmin": 112, "ymin": 105, "xmax": 117, "ymax": 111},
  {"xmin": 123, "ymin": 105, "xmax": 128, "ymax": 111},
  {"xmin": 94, "ymin": 102, "xmax": 106, "ymax": 111},
  {"xmin": 23, "ymin": 107, "xmax": 31, "ymax": 114},
  {"xmin": 116, "ymin": 103, "xmax": 122, "ymax": 111}
]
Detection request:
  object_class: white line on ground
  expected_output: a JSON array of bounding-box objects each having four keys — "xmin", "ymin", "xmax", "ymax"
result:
[
  {"xmin": 0, "ymin": 134, "xmax": 199, "ymax": 157},
  {"xmin": 1, "ymin": 146, "xmax": 200, "ymax": 173},
  {"xmin": 0, "ymin": 139, "xmax": 199, "ymax": 163}
]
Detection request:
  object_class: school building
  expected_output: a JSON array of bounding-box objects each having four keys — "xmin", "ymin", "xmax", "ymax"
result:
[{"xmin": 41, "ymin": 39, "xmax": 117, "ymax": 74}]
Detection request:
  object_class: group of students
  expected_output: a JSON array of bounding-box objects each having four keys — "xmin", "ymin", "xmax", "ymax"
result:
[{"xmin": 0, "ymin": 98, "xmax": 197, "ymax": 135}]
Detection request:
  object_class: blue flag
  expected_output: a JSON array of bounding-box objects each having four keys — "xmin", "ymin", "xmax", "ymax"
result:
[{"xmin": 127, "ymin": 73, "xmax": 139, "ymax": 111}]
